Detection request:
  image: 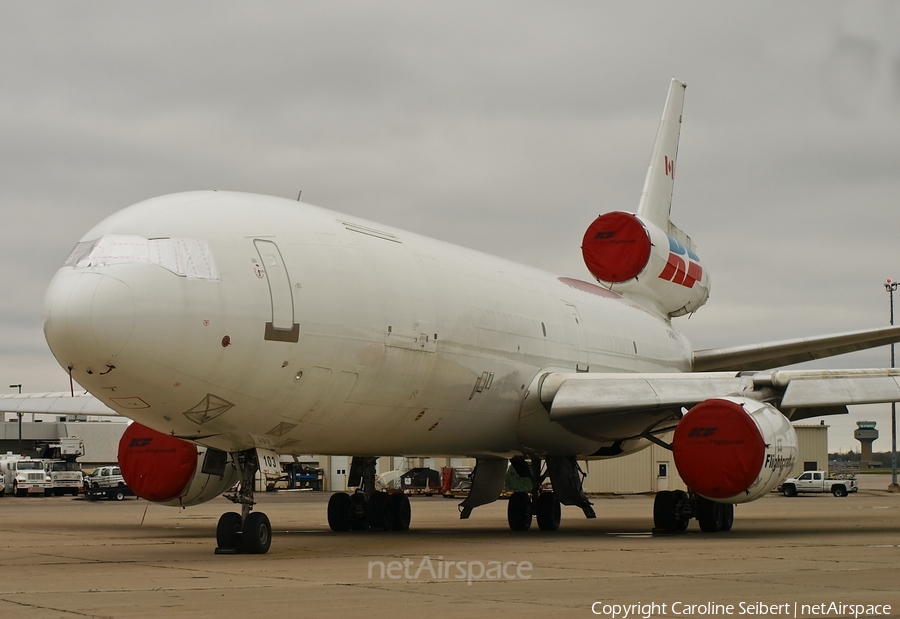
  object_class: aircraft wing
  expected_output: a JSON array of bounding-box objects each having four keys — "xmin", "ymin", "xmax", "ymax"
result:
[
  {"xmin": 0, "ymin": 392, "xmax": 120, "ymax": 417},
  {"xmin": 540, "ymin": 368, "xmax": 900, "ymax": 431},
  {"xmin": 692, "ymin": 325, "xmax": 900, "ymax": 371}
]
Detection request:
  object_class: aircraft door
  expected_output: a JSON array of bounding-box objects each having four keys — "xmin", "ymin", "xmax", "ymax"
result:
[
  {"xmin": 565, "ymin": 303, "xmax": 590, "ymax": 372},
  {"xmin": 254, "ymin": 239, "xmax": 299, "ymax": 342}
]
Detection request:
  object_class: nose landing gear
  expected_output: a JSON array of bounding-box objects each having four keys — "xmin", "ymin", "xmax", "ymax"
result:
[{"xmin": 215, "ymin": 450, "xmax": 272, "ymax": 554}]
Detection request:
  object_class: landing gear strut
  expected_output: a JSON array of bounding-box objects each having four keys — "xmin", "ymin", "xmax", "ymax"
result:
[
  {"xmin": 653, "ymin": 490, "xmax": 734, "ymax": 533},
  {"xmin": 215, "ymin": 450, "xmax": 272, "ymax": 554},
  {"xmin": 327, "ymin": 457, "xmax": 411, "ymax": 532},
  {"xmin": 506, "ymin": 456, "xmax": 594, "ymax": 532}
]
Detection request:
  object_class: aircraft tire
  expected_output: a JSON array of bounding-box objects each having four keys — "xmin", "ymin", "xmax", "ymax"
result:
[
  {"xmin": 390, "ymin": 493, "xmax": 411, "ymax": 531},
  {"xmin": 720, "ymin": 503, "xmax": 734, "ymax": 531},
  {"xmin": 697, "ymin": 497, "xmax": 722, "ymax": 533},
  {"xmin": 507, "ymin": 491, "xmax": 532, "ymax": 531},
  {"xmin": 535, "ymin": 492, "xmax": 561, "ymax": 531},
  {"xmin": 671, "ymin": 490, "xmax": 690, "ymax": 531},
  {"xmin": 242, "ymin": 512, "xmax": 271, "ymax": 554},
  {"xmin": 327, "ymin": 493, "xmax": 354, "ymax": 532},
  {"xmin": 366, "ymin": 492, "xmax": 395, "ymax": 531},
  {"xmin": 349, "ymin": 493, "xmax": 368, "ymax": 530},
  {"xmin": 216, "ymin": 512, "xmax": 243, "ymax": 549},
  {"xmin": 653, "ymin": 490, "xmax": 678, "ymax": 531}
]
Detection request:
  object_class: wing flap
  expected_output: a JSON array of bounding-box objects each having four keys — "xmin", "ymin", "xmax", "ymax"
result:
[
  {"xmin": 545, "ymin": 373, "xmax": 753, "ymax": 421},
  {"xmin": 782, "ymin": 375, "xmax": 900, "ymax": 408}
]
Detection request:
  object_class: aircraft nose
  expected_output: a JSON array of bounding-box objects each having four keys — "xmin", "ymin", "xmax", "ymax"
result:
[{"xmin": 43, "ymin": 270, "xmax": 136, "ymax": 370}]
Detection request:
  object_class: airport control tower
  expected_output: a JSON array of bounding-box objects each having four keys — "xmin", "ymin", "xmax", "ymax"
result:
[{"xmin": 854, "ymin": 421, "xmax": 879, "ymax": 470}]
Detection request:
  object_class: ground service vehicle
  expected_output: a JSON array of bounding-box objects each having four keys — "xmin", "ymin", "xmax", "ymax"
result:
[
  {"xmin": 44, "ymin": 460, "xmax": 84, "ymax": 495},
  {"xmin": 84, "ymin": 466, "xmax": 132, "ymax": 501},
  {"xmin": 41, "ymin": 437, "xmax": 85, "ymax": 496},
  {"xmin": 0, "ymin": 455, "xmax": 51, "ymax": 497},
  {"xmin": 780, "ymin": 471, "xmax": 858, "ymax": 497}
]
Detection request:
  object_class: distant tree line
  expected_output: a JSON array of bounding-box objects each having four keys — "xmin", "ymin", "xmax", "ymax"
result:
[{"xmin": 830, "ymin": 451, "xmax": 896, "ymax": 464}]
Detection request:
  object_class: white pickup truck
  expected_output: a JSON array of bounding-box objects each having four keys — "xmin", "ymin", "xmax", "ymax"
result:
[{"xmin": 780, "ymin": 471, "xmax": 858, "ymax": 497}]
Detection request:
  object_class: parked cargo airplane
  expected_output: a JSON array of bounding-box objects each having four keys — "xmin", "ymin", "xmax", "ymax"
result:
[{"xmin": 13, "ymin": 79, "xmax": 900, "ymax": 554}]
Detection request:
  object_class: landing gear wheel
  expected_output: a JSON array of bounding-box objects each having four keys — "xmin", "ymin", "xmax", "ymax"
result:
[
  {"xmin": 671, "ymin": 490, "xmax": 690, "ymax": 531},
  {"xmin": 720, "ymin": 503, "xmax": 734, "ymax": 532},
  {"xmin": 507, "ymin": 491, "xmax": 532, "ymax": 531},
  {"xmin": 242, "ymin": 512, "xmax": 271, "ymax": 554},
  {"xmin": 366, "ymin": 492, "xmax": 395, "ymax": 530},
  {"xmin": 390, "ymin": 493, "xmax": 411, "ymax": 531},
  {"xmin": 653, "ymin": 491, "xmax": 678, "ymax": 532},
  {"xmin": 697, "ymin": 497, "xmax": 724, "ymax": 533},
  {"xmin": 216, "ymin": 512, "xmax": 243, "ymax": 549},
  {"xmin": 536, "ymin": 491, "xmax": 561, "ymax": 531},
  {"xmin": 327, "ymin": 493, "xmax": 354, "ymax": 532},
  {"xmin": 349, "ymin": 493, "xmax": 368, "ymax": 530}
]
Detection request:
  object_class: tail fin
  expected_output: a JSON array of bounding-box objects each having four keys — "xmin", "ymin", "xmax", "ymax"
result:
[
  {"xmin": 637, "ymin": 78, "xmax": 686, "ymax": 229},
  {"xmin": 581, "ymin": 78, "xmax": 710, "ymax": 317}
]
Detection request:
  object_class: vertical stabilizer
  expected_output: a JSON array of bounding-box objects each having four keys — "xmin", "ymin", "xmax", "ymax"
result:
[{"xmin": 637, "ymin": 78, "xmax": 686, "ymax": 229}]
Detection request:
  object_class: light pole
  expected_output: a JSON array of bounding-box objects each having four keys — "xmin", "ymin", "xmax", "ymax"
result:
[
  {"xmin": 9, "ymin": 384, "xmax": 22, "ymax": 455},
  {"xmin": 885, "ymin": 279, "xmax": 899, "ymax": 491}
]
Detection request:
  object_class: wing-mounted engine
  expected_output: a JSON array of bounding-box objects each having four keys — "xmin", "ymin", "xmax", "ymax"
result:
[
  {"xmin": 582, "ymin": 211, "xmax": 710, "ymax": 317},
  {"xmin": 672, "ymin": 397, "xmax": 797, "ymax": 503},
  {"xmin": 118, "ymin": 423, "xmax": 239, "ymax": 507}
]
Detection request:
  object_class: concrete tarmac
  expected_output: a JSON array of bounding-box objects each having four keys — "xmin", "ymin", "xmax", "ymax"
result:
[{"xmin": 1, "ymin": 478, "xmax": 899, "ymax": 619}]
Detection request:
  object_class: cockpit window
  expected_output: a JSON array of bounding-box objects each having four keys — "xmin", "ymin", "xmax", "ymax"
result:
[{"xmin": 64, "ymin": 235, "xmax": 219, "ymax": 280}]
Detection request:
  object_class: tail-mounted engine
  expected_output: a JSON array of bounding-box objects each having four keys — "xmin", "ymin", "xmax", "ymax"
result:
[
  {"xmin": 118, "ymin": 423, "xmax": 239, "ymax": 507},
  {"xmin": 582, "ymin": 211, "xmax": 710, "ymax": 317},
  {"xmin": 672, "ymin": 397, "xmax": 797, "ymax": 503}
]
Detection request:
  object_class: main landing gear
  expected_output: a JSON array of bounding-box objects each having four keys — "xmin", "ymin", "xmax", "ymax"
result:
[
  {"xmin": 653, "ymin": 490, "xmax": 734, "ymax": 534},
  {"xmin": 215, "ymin": 450, "xmax": 272, "ymax": 554},
  {"xmin": 327, "ymin": 457, "xmax": 411, "ymax": 532},
  {"xmin": 506, "ymin": 456, "xmax": 596, "ymax": 532}
]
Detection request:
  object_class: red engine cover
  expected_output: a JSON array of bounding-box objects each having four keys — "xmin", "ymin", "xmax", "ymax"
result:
[
  {"xmin": 672, "ymin": 399, "xmax": 766, "ymax": 499},
  {"xmin": 581, "ymin": 211, "xmax": 652, "ymax": 283},
  {"xmin": 118, "ymin": 423, "xmax": 198, "ymax": 502}
]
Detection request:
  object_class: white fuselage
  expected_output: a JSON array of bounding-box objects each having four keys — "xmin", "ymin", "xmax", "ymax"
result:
[{"xmin": 43, "ymin": 191, "xmax": 691, "ymax": 458}]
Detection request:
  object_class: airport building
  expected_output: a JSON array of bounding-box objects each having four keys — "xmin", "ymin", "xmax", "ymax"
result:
[{"xmin": 1, "ymin": 415, "xmax": 129, "ymax": 467}]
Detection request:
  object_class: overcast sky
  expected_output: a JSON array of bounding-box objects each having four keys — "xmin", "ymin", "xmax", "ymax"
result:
[{"xmin": 2, "ymin": 2, "xmax": 899, "ymax": 452}]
